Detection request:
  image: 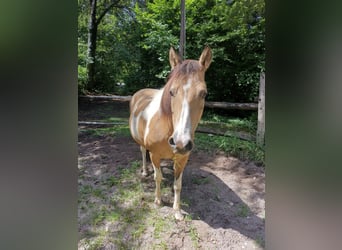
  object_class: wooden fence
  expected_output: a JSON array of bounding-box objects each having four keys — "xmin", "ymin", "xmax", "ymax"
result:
[
  {"xmin": 79, "ymin": 95, "xmax": 258, "ymax": 111},
  {"xmin": 79, "ymin": 73, "xmax": 265, "ymax": 145}
]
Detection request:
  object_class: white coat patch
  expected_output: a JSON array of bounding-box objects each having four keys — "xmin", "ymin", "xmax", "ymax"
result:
[{"xmin": 143, "ymin": 89, "xmax": 164, "ymax": 144}]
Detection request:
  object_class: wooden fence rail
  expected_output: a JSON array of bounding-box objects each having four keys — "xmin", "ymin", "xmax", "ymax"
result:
[
  {"xmin": 79, "ymin": 95, "xmax": 258, "ymax": 111},
  {"xmin": 79, "ymin": 73, "xmax": 265, "ymax": 145}
]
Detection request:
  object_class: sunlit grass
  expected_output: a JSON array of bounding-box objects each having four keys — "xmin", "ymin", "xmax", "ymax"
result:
[
  {"xmin": 194, "ymin": 132, "xmax": 264, "ymax": 165},
  {"xmin": 79, "ymin": 110, "xmax": 265, "ymax": 248},
  {"xmin": 79, "ymin": 160, "xmax": 151, "ymax": 248},
  {"xmin": 201, "ymin": 111, "xmax": 257, "ymax": 134},
  {"xmin": 185, "ymin": 214, "xmax": 200, "ymax": 248}
]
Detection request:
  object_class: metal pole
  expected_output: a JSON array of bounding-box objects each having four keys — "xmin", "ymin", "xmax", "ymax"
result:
[{"xmin": 180, "ymin": 0, "xmax": 186, "ymax": 60}]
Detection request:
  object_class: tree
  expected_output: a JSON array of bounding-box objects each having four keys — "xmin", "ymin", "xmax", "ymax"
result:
[
  {"xmin": 86, "ymin": 0, "xmax": 129, "ymax": 90},
  {"xmin": 134, "ymin": 0, "xmax": 265, "ymax": 102},
  {"xmin": 78, "ymin": 0, "xmax": 265, "ymax": 103}
]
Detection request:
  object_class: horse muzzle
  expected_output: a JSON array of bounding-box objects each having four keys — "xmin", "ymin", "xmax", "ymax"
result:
[{"xmin": 168, "ymin": 137, "xmax": 194, "ymax": 154}]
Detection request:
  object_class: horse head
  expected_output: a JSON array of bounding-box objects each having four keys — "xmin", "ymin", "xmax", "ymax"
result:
[{"xmin": 163, "ymin": 47, "xmax": 212, "ymax": 155}]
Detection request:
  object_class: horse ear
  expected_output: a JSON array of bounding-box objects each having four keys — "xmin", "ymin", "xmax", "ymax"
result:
[
  {"xmin": 169, "ymin": 47, "xmax": 182, "ymax": 69},
  {"xmin": 199, "ymin": 46, "xmax": 212, "ymax": 71}
]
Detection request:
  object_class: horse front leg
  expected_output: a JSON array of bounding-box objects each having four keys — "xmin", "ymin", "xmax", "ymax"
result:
[
  {"xmin": 173, "ymin": 172, "xmax": 184, "ymax": 220},
  {"xmin": 150, "ymin": 153, "xmax": 162, "ymax": 206},
  {"xmin": 173, "ymin": 155, "xmax": 188, "ymax": 220}
]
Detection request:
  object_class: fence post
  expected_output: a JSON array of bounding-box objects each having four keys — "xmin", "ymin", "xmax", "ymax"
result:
[
  {"xmin": 179, "ymin": 0, "xmax": 186, "ymax": 59},
  {"xmin": 257, "ymin": 72, "xmax": 265, "ymax": 146}
]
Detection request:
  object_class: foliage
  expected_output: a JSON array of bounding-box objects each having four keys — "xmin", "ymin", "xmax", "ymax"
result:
[{"xmin": 78, "ymin": 0, "xmax": 265, "ymax": 102}]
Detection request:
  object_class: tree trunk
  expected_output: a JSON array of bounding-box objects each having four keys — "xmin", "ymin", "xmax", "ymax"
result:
[{"xmin": 87, "ymin": 0, "xmax": 98, "ymax": 90}]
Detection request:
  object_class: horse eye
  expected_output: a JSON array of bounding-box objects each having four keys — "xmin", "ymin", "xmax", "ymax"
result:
[{"xmin": 199, "ymin": 90, "xmax": 207, "ymax": 98}]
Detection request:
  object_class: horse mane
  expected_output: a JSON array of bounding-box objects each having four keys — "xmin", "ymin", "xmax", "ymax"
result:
[{"xmin": 160, "ymin": 60, "xmax": 201, "ymax": 116}]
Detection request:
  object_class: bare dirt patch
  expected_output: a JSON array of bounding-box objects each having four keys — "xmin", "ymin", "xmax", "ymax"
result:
[{"xmin": 78, "ymin": 99, "xmax": 265, "ymax": 249}]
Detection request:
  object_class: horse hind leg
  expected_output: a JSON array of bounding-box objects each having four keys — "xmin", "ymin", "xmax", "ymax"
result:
[
  {"xmin": 173, "ymin": 157, "xmax": 188, "ymax": 220},
  {"xmin": 140, "ymin": 146, "xmax": 148, "ymax": 176}
]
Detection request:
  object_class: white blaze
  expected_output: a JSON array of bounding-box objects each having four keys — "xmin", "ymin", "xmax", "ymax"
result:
[{"xmin": 173, "ymin": 80, "xmax": 192, "ymax": 146}]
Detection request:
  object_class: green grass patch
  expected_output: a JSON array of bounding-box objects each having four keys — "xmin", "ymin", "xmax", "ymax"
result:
[
  {"xmin": 255, "ymin": 235, "xmax": 265, "ymax": 248},
  {"xmin": 184, "ymin": 214, "xmax": 200, "ymax": 249},
  {"xmin": 93, "ymin": 188, "xmax": 105, "ymax": 199},
  {"xmin": 79, "ymin": 161, "xmax": 152, "ymax": 248},
  {"xmin": 153, "ymin": 241, "xmax": 168, "ymax": 250},
  {"xmin": 181, "ymin": 197, "xmax": 191, "ymax": 207},
  {"xmin": 103, "ymin": 176, "xmax": 119, "ymax": 187},
  {"xmin": 80, "ymin": 111, "xmax": 264, "ymax": 165},
  {"xmin": 161, "ymin": 184, "xmax": 172, "ymax": 195},
  {"xmin": 81, "ymin": 125, "xmax": 130, "ymax": 137},
  {"xmin": 195, "ymin": 132, "xmax": 264, "ymax": 164},
  {"xmin": 236, "ymin": 204, "xmax": 250, "ymax": 218},
  {"xmin": 92, "ymin": 206, "xmax": 108, "ymax": 226},
  {"xmin": 198, "ymin": 111, "xmax": 265, "ymax": 164},
  {"xmin": 105, "ymin": 117, "xmax": 129, "ymax": 123},
  {"xmin": 85, "ymin": 235, "xmax": 105, "ymax": 250},
  {"xmin": 201, "ymin": 112, "xmax": 257, "ymax": 134},
  {"xmin": 153, "ymin": 216, "xmax": 167, "ymax": 239},
  {"xmin": 79, "ymin": 184, "xmax": 93, "ymax": 199},
  {"xmin": 189, "ymin": 224, "xmax": 200, "ymax": 249},
  {"xmin": 191, "ymin": 176, "xmax": 210, "ymax": 185}
]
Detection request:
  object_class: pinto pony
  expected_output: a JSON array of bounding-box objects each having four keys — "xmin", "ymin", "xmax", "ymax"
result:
[{"xmin": 129, "ymin": 47, "xmax": 212, "ymax": 220}]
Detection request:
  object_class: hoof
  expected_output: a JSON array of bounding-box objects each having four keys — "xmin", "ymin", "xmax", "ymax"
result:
[
  {"xmin": 174, "ymin": 210, "xmax": 184, "ymax": 221},
  {"xmin": 154, "ymin": 198, "xmax": 162, "ymax": 206}
]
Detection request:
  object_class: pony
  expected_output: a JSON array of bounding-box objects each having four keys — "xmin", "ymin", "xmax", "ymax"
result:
[{"xmin": 129, "ymin": 46, "xmax": 212, "ymax": 220}]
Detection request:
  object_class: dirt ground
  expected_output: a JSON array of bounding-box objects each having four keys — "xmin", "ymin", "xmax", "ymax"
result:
[{"xmin": 78, "ymin": 100, "xmax": 265, "ymax": 249}]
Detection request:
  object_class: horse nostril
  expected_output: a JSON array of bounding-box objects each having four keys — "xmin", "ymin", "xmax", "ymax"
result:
[
  {"xmin": 169, "ymin": 137, "xmax": 175, "ymax": 146},
  {"xmin": 185, "ymin": 140, "xmax": 193, "ymax": 152}
]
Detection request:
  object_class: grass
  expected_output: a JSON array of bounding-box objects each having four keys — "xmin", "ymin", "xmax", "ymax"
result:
[
  {"xmin": 92, "ymin": 206, "xmax": 108, "ymax": 226},
  {"xmin": 152, "ymin": 215, "xmax": 167, "ymax": 239},
  {"xmin": 80, "ymin": 109, "xmax": 264, "ymax": 165},
  {"xmin": 79, "ymin": 184, "xmax": 93, "ymax": 201},
  {"xmin": 79, "ymin": 110, "xmax": 264, "ymax": 248},
  {"xmin": 192, "ymin": 176, "xmax": 210, "ymax": 185},
  {"xmin": 79, "ymin": 114, "xmax": 264, "ymax": 166},
  {"xmin": 105, "ymin": 117, "xmax": 129, "ymax": 123},
  {"xmin": 236, "ymin": 204, "xmax": 250, "ymax": 218},
  {"xmin": 80, "ymin": 124, "xmax": 130, "ymax": 137},
  {"xmin": 181, "ymin": 197, "xmax": 191, "ymax": 207},
  {"xmin": 195, "ymin": 111, "xmax": 265, "ymax": 164},
  {"xmin": 79, "ymin": 160, "xmax": 152, "ymax": 249},
  {"xmin": 201, "ymin": 111, "xmax": 257, "ymax": 134},
  {"xmin": 195, "ymin": 132, "xmax": 264, "ymax": 164},
  {"xmin": 103, "ymin": 176, "xmax": 119, "ymax": 187},
  {"xmin": 80, "ymin": 156, "xmax": 198, "ymax": 249},
  {"xmin": 153, "ymin": 241, "xmax": 168, "ymax": 250},
  {"xmin": 185, "ymin": 214, "xmax": 200, "ymax": 249},
  {"xmin": 86, "ymin": 234, "xmax": 105, "ymax": 250},
  {"xmin": 255, "ymin": 235, "xmax": 265, "ymax": 248}
]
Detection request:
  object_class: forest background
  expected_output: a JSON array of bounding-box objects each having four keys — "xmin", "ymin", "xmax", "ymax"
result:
[{"xmin": 78, "ymin": 0, "xmax": 265, "ymax": 103}]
